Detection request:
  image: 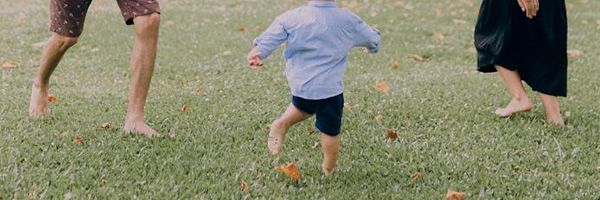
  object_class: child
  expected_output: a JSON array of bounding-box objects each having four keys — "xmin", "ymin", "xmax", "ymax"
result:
[{"xmin": 247, "ymin": 0, "xmax": 380, "ymax": 176}]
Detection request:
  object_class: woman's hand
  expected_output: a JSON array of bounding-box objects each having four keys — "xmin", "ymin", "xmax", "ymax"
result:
[{"xmin": 517, "ymin": 0, "xmax": 539, "ymax": 19}]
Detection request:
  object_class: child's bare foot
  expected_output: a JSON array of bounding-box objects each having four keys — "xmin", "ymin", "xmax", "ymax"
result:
[
  {"xmin": 29, "ymin": 84, "xmax": 50, "ymax": 117},
  {"xmin": 495, "ymin": 97, "xmax": 532, "ymax": 117},
  {"xmin": 322, "ymin": 164, "xmax": 335, "ymax": 176},
  {"xmin": 124, "ymin": 121, "xmax": 157, "ymax": 137},
  {"xmin": 268, "ymin": 120, "xmax": 287, "ymax": 155}
]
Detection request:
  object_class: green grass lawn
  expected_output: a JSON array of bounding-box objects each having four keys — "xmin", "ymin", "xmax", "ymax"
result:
[{"xmin": 1, "ymin": 0, "xmax": 600, "ymax": 199}]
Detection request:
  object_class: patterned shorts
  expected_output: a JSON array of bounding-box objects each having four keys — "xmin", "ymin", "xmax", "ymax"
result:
[{"xmin": 49, "ymin": 0, "xmax": 160, "ymax": 37}]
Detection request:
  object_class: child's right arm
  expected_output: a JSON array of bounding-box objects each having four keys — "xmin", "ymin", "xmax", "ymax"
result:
[{"xmin": 251, "ymin": 17, "xmax": 289, "ymax": 61}]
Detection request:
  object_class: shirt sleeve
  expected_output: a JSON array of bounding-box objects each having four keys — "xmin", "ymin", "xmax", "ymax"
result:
[
  {"xmin": 253, "ymin": 17, "xmax": 289, "ymax": 60},
  {"xmin": 351, "ymin": 15, "xmax": 381, "ymax": 54}
]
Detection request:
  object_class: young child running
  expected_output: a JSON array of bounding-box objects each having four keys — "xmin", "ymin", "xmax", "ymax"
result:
[{"xmin": 247, "ymin": 0, "xmax": 380, "ymax": 176}]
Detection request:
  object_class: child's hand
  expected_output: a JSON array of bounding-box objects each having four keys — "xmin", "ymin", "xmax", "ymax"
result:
[{"xmin": 247, "ymin": 48, "xmax": 264, "ymax": 67}]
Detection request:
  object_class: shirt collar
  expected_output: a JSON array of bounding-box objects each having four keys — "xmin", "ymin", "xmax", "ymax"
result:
[{"xmin": 308, "ymin": 1, "xmax": 337, "ymax": 8}]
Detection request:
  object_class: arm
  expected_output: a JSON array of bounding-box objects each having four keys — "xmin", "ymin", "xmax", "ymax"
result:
[
  {"xmin": 247, "ymin": 17, "xmax": 289, "ymax": 66},
  {"xmin": 351, "ymin": 14, "xmax": 381, "ymax": 54}
]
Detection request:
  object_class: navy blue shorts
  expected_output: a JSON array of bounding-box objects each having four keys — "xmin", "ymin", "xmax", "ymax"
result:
[{"xmin": 292, "ymin": 94, "xmax": 344, "ymax": 136}]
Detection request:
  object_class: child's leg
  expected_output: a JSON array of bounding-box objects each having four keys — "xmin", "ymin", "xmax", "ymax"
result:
[
  {"xmin": 494, "ymin": 65, "xmax": 533, "ymax": 117},
  {"xmin": 321, "ymin": 133, "xmax": 341, "ymax": 176},
  {"xmin": 537, "ymin": 92, "xmax": 564, "ymax": 125},
  {"xmin": 269, "ymin": 103, "xmax": 312, "ymax": 155}
]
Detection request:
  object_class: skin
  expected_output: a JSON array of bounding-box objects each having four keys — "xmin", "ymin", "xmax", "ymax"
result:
[
  {"xmin": 29, "ymin": 13, "xmax": 161, "ymax": 137},
  {"xmin": 494, "ymin": 0, "xmax": 564, "ymax": 125}
]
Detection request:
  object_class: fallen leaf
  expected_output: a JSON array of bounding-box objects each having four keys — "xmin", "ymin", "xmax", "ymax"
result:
[
  {"xmin": 181, "ymin": 104, "xmax": 189, "ymax": 112},
  {"xmin": 343, "ymin": 103, "xmax": 352, "ymax": 112},
  {"xmin": 73, "ymin": 135, "xmax": 83, "ymax": 144},
  {"xmin": 275, "ymin": 162, "xmax": 301, "ymax": 180},
  {"xmin": 164, "ymin": 20, "xmax": 175, "ymax": 27},
  {"xmin": 312, "ymin": 142, "xmax": 320, "ymax": 149},
  {"xmin": 432, "ymin": 32, "xmax": 445, "ymax": 41},
  {"xmin": 168, "ymin": 129, "xmax": 175, "ymax": 138},
  {"xmin": 374, "ymin": 114, "xmax": 383, "ymax": 121},
  {"xmin": 567, "ymin": 49, "xmax": 583, "ymax": 58},
  {"xmin": 32, "ymin": 41, "xmax": 47, "ymax": 48},
  {"xmin": 238, "ymin": 26, "xmax": 247, "ymax": 32},
  {"xmin": 100, "ymin": 122, "xmax": 110, "ymax": 130},
  {"xmin": 375, "ymin": 81, "xmax": 389, "ymax": 92},
  {"xmin": 386, "ymin": 129, "xmax": 398, "ymax": 141},
  {"xmin": 307, "ymin": 126, "xmax": 317, "ymax": 134},
  {"xmin": 390, "ymin": 59, "xmax": 400, "ymax": 70},
  {"xmin": 408, "ymin": 54, "xmax": 425, "ymax": 62},
  {"xmin": 222, "ymin": 50, "xmax": 232, "ymax": 56},
  {"xmin": 411, "ymin": 171, "xmax": 423, "ymax": 182},
  {"xmin": 445, "ymin": 190, "xmax": 466, "ymax": 200},
  {"xmin": 240, "ymin": 181, "xmax": 248, "ymax": 192},
  {"xmin": 452, "ymin": 19, "xmax": 467, "ymax": 24},
  {"xmin": 1, "ymin": 61, "xmax": 18, "ymax": 68},
  {"xmin": 566, "ymin": 3, "xmax": 574, "ymax": 12},
  {"xmin": 192, "ymin": 88, "xmax": 202, "ymax": 95},
  {"xmin": 48, "ymin": 94, "xmax": 58, "ymax": 103}
]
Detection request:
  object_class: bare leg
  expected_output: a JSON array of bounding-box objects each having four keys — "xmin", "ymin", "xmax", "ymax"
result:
[
  {"xmin": 494, "ymin": 65, "xmax": 533, "ymax": 117},
  {"xmin": 268, "ymin": 104, "xmax": 312, "ymax": 155},
  {"xmin": 321, "ymin": 133, "xmax": 341, "ymax": 176},
  {"xmin": 537, "ymin": 93, "xmax": 564, "ymax": 125},
  {"xmin": 123, "ymin": 13, "xmax": 160, "ymax": 137},
  {"xmin": 29, "ymin": 33, "xmax": 79, "ymax": 117}
]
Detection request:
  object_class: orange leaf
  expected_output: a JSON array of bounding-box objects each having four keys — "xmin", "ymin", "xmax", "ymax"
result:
[
  {"xmin": 390, "ymin": 59, "xmax": 400, "ymax": 70},
  {"xmin": 343, "ymin": 103, "xmax": 352, "ymax": 112},
  {"xmin": 431, "ymin": 32, "xmax": 445, "ymax": 41},
  {"xmin": 1, "ymin": 61, "xmax": 18, "ymax": 68},
  {"xmin": 445, "ymin": 190, "xmax": 466, "ymax": 200},
  {"xmin": 168, "ymin": 129, "xmax": 176, "ymax": 138},
  {"xmin": 567, "ymin": 49, "xmax": 583, "ymax": 58},
  {"xmin": 566, "ymin": 3, "xmax": 574, "ymax": 12},
  {"xmin": 307, "ymin": 126, "xmax": 317, "ymax": 134},
  {"xmin": 240, "ymin": 181, "xmax": 248, "ymax": 192},
  {"xmin": 238, "ymin": 26, "xmax": 247, "ymax": 33},
  {"xmin": 375, "ymin": 81, "xmax": 389, "ymax": 92},
  {"xmin": 411, "ymin": 171, "xmax": 423, "ymax": 182},
  {"xmin": 386, "ymin": 129, "xmax": 398, "ymax": 141},
  {"xmin": 48, "ymin": 94, "xmax": 58, "ymax": 103},
  {"xmin": 408, "ymin": 54, "xmax": 425, "ymax": 62},
  {"xmin": 100, "ymin": 122, "xmax": 110, "ymax": 130},
  {"xmin": 275, "ymin": 162, "xmax": 301, "ymax": 180},
  {"xmin": 73, "ymin": 135, "xmax": 83, "ymax": 144},
  {"xmin": 192, "ymin": 88, "xmax": 202, "ymax": 95},
  {"xmin": 181, "ymin": 104, "xmax": 189, "ymax": 112}
]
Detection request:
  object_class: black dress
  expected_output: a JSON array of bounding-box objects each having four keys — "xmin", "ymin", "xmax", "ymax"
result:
[{"xmin": 474, "ymin": 0, "xmax": 568, "ymax": 97}]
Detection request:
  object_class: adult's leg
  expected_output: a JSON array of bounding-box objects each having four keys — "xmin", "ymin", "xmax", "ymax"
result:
[
  {"xmin": 123, "ymin": 13, "xmax": 160, "ymax": 136},
  {"xmin": 321, "ymin": 134, "xmax": 341, "ymax": 176},
  {"xmin": 537, "ymin": 93, "xmax": 564, "ymax": 125},
  {"xmin": 29, "ymin": 33, "xmax": 79, "ymax": 117},
  {"xmin": 269, "ymin": 104, "xmax": 313, "ymax": 155},
  {"xmin": 494, "ymin": 65, "xmax": 533, "ymax": 117}
]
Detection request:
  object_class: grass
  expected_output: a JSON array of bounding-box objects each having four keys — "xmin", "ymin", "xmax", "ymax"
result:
[{"xmin": 1, "ymin": 0, "xmax": 600, "ymax": 199}]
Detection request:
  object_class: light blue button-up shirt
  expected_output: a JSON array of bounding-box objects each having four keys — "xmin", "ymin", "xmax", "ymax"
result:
[{"xmin": 253, "ymin": 1, "xmax": 381, "ymax": 100}]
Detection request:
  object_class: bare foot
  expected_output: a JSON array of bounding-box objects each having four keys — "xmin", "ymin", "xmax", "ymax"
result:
[
  {"xmin": 322, "ymin": 164, "xmax": 335, "ymax": 176},
  {"xmin": 495, "ymin": 97, "xmax": 533, "ymax": 117},
  {"xmin": 268, "ymin": 120, "xmax": 287, "ymax": 155},
  {"xmin": 124, "ymin": 122, "xmax": 157, "ymax": 137},
  {"xmin": 29, "ymin": 84, "xmax": 50, "ymax": 117},
  {"xmin": 546, "ymin": 115, "xmax": 565, "ymax": 126}
]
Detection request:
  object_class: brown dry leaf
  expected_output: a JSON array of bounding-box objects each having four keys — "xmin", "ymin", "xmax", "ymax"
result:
[
  {"xmin": 192, "ymin": 88, "xmax": 202, "ymax": 95},
  {"xmin": 432, "ymin": 32, "xmax": 445, "ymax": 41},
  {"xmin": 181, "ymin": 104, "xmax": 189, "ymax": 112},
  {"xmin": 48, "ymin": 94, "xmax": 58, "ymax": 103},
  {"xmin": 307, "ymin": 126, "xmax": 317, "ymax": 134},
  {"xmin": 164, "ymin": 20, "xmax": 175, "ymax": 27},
  {"xmin": 375, "ymin": 81, "xmax": 390, "ymax": 92},
  {"xmin": 343, "ymin": 103, "xmax": 353, "ymax": 112},
  {"xmin": 312, "ymin": 142, "xmax": 320, "ymax": 149},
  {"xmin": 445, "ymin": 190, "xmax": 466, "ymax": 200},
  {"xmin": 374, "ymin": 114, "xmax": 384, "ymax": 121},
  {"xmin": 240, "ymin": 181, "xmax": 248, "ymax": 192},
  {"xmin": 386, "ymin": 129, "xmax": 398, "ymax": 141},
  {"xmin": 566, "ymin": 3, "xmax": 574, "ymax": 11},
  {"xmin": 408, "ymin": 54, "xmax": 425, "ymax": 62},
  {"xmin": 238, "ymin": 26, "xmax": 247, "ymax": 33},
  {"xmin": 168, "ymin": 129, "xmax": 176, "ymax": 138},
  {"xmin": 452, "ymin": 19, "xmax": 467, "ymax": 24},
  {"xmin": 73, "ymin": 135, "xmax": 83, "ymax": 144},
  {"xmin": 275, "ymin": 162, "xmax": 301, "ymax": 180},
  {"xmin": 2, "ymin": 61, "xmax": 18, "ymax": 68},
  {"xmin": 411, "ymin": 171, "xmax": 423, "ymax": 182},
  {"xmin": 100, "ymin": 122, "xmax": 111, "ymax": 130},
  {"xmin": 567, "ymin": 49, "xmax": 583, "ymax": 58},
  {"xmin": 390, "ymin": 59, "xmax": 400, "ymax": 70}
]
